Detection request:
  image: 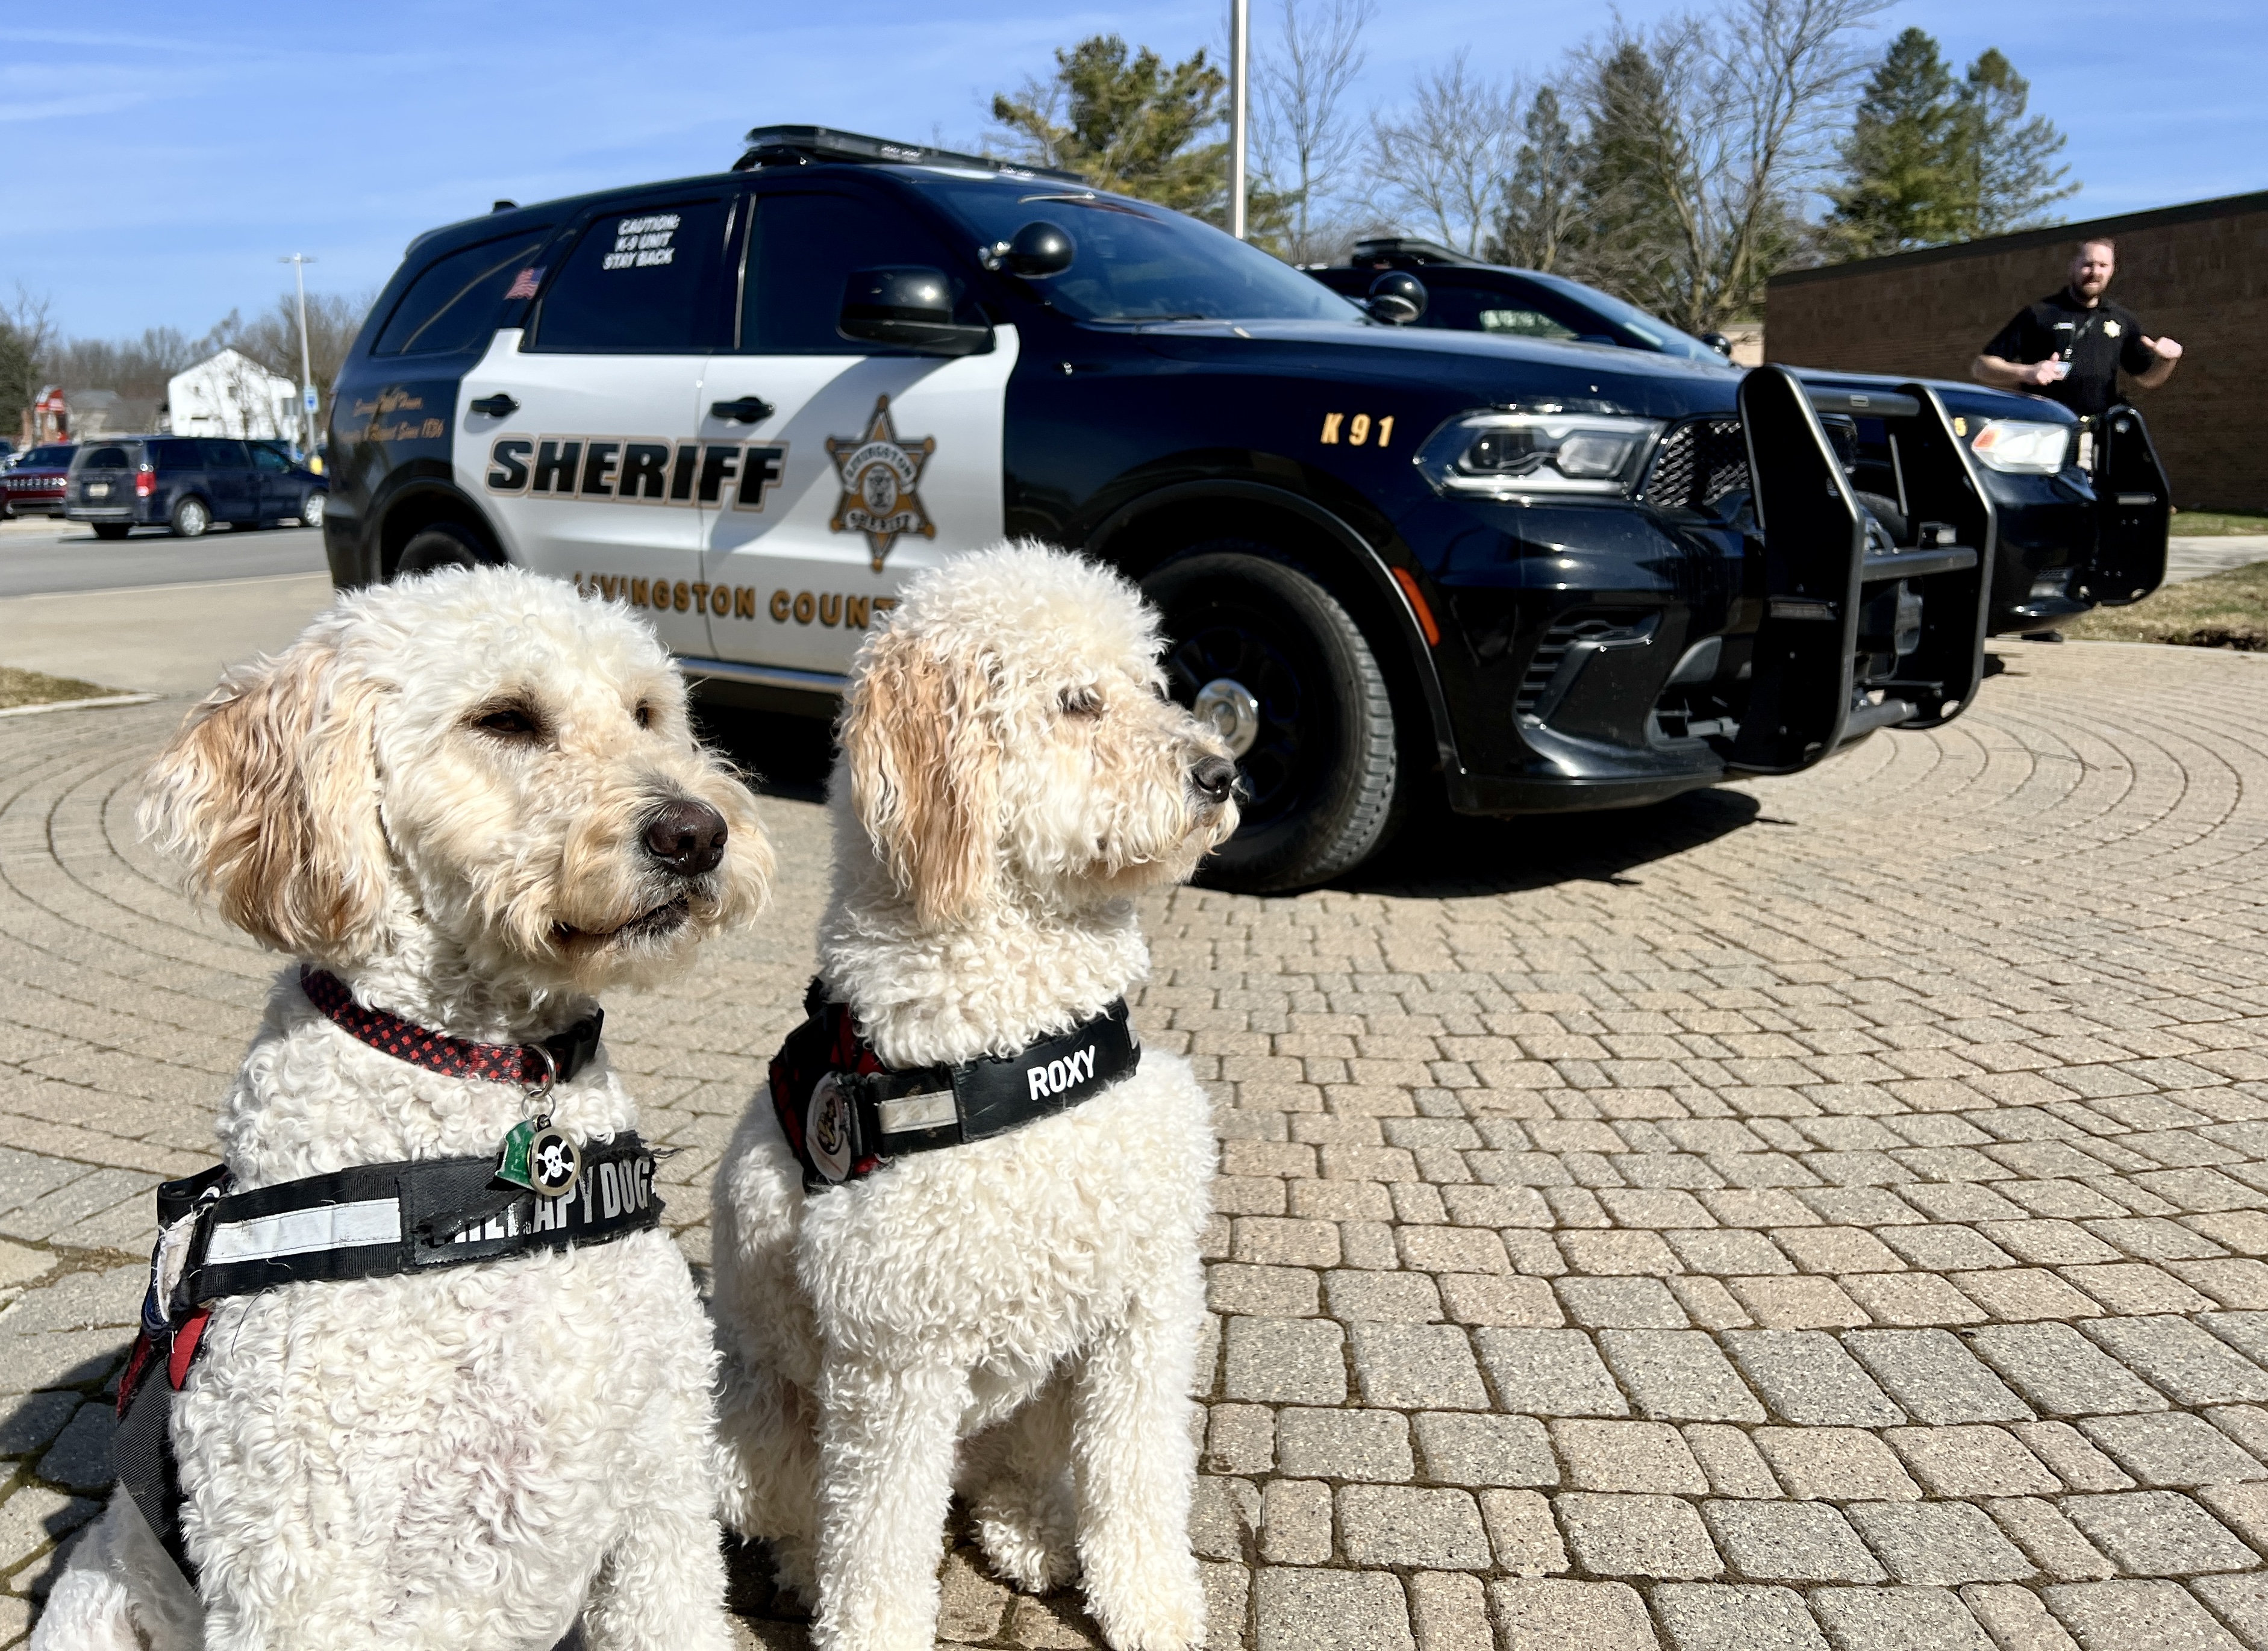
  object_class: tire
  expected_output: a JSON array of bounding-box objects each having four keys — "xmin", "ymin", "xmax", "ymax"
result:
[
  {"xmin": 394, "ymin": 522, "xmax": 496, "ymax": 577},
  {"xmin": 301, "ymin": 492, "xmax": 326, "ymax": 529},
  {"xmin": 1855, "ymin": 489, "xmax": 1908, "ymax": 545},
  {"xmin": 170, "ymin": 497, "xmax": 211, "ymax": 539},
  {"xmin": 1145, "ymin": 548, "xmax": 1401, "ymax": 893},
  {"xmin": 92, "ymin": 523, "xmax": 130, "ymax": 541}
]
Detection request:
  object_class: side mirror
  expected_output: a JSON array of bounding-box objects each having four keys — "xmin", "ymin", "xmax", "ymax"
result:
[
  {"xmin": 1701, "ymin": 331, "xmax": 1734, "ymax": 358},
  {"xmin": 839, "ymin": 267, "xmax": 993, "ymax": 357},
  {"xmin": 1366, "ymin": 270, "xmax": 1426, "ymax": 326},
  {"xmin": 1005, "ymin": 220, "xmax": 1074, "ymax": 277}
]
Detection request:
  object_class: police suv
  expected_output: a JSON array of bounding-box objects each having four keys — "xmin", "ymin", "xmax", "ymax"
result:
[
  {"xmin": 330, "ymin": 126, "xmax": 2005, "ymax": 893},
  {"xmin": 1310, "ymin": 239, "xmax": 2173, "ymax": 638}
]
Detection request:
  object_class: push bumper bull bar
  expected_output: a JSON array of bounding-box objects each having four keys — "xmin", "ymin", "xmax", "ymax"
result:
[{"xmin": 1729, "ymin": 366, "xmax": 1995, "ymax": 776}]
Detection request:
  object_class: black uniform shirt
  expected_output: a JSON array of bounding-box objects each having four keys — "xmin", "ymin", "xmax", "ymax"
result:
[{"xmin": 1984, "ymin": 289, "xmax": 2157, "ymax": 419}]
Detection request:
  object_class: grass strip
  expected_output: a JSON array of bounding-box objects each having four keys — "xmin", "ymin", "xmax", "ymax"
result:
[
  {"xmin": 2169, "ymin": 511, "xmax": 2268, "ymax": 537},
  {"xmin": 2068, "ymin": 559, "xmax": 2268, "ymax": 650},
  {"xmin": 0, "ymin": 665, "xmax": 122, "ymax": 710}
]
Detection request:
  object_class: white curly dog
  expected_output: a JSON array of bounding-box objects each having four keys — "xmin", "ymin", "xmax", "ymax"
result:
[
  {"xmin": 36, "ymin": 566, "xmax": 772, "ymax": 1651},
  {"xmin": 710, "ymin": 544, "xmax": 1240, "ymax": 1651}
]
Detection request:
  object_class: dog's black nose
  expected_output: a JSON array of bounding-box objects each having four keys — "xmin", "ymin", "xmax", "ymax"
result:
[
  {"xmin": 1190, "ymin": 756, "xmax": 1239, "ymax": 802},
  {"xmin": 643, "ymin": 799, "xmax": 728, "ymax": 877}
]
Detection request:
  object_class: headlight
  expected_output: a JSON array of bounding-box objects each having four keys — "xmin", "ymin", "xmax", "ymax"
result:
[
  {"xmin": 1970, "ymin": 419, "xmax": 2070, "ymax": 474},
  {"xmin": 1415, "ymin": 410, "xmax": 1664, "ymax": 499}
]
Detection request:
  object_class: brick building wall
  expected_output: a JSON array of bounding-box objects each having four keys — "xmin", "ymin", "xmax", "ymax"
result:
[{"xmin": 1766, "ymin": 192, "xmax": 2268, "ymax": 511}]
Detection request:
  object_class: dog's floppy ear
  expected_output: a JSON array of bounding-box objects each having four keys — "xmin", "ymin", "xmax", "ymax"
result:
[
  {"xmin": 840, "ymin": 624, "xmax": 998, "ymax": 927},
  {"xmin": 140, "ymin": 627, "xmax": 390, "ymax": 958}
]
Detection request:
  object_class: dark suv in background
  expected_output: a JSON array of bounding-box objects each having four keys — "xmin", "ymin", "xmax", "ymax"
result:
[{"xmin": 64, "ymin": 437, "xmax": 327, "ymax": 539}]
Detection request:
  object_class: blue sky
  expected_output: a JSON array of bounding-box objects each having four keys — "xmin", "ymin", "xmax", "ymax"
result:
[{"xmin": 3, "ymin": 0, "xmax": 2259, "ymax": 340}]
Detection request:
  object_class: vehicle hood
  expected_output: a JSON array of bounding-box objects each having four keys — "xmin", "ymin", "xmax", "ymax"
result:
[
  {"xmin": 1126, "ymin": 318, "xmax": 1746, "ymax": 420},
  {"xmin": 1788, "ymin": 365, "xmax": 2078, "ymax": 427}
]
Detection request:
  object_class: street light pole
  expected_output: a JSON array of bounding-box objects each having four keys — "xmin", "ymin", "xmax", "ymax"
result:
[
  {"xmin": 1229, "ymin": 0, "xmax": 1249, "ymax": 240},
  {"xmin": 281, "ymin": 254, "xmax": 316, "ymax": 459}
]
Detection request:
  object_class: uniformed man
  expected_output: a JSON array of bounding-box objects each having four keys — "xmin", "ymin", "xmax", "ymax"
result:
[{"xmin": 1971, "ymin": 237, "xmax": 2182, "ymax": 426}]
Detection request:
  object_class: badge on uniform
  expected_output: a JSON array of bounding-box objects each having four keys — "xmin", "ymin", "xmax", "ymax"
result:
[
  {"xmin": 2104, "ymin": 320, "xmax": 2122, "ymax": 337},
  {"xmin": 806, "ymin": 1072, "xmax": 855, "ymax": 1184}
]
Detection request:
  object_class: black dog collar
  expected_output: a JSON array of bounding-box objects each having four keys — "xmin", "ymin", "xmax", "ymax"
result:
[{"xmin": 769, "ymin": 978, "xmax": 1141, "ymax": 1190}]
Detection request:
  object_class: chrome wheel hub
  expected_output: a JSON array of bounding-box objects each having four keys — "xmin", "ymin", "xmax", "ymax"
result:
[{"xmin": 1194, "ymin": 677, "xmax": 1261, "ymax": 759}]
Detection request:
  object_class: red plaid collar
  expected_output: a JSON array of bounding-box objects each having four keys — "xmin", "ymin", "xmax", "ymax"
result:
[{"xmin": 299, "ymin": 968, "xmax": 604, "ymax": 1088}]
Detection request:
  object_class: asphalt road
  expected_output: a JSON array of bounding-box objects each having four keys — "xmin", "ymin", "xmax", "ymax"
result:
[{"xmin": 0, "ymin": 520, "xmax": 328, "ymax": 599}]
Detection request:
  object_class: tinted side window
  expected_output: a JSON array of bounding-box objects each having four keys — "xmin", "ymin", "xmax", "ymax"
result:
[
  {"xmin": 203, "ymin": 440, "xmax": 250, "ymax": 469},
  {"xmin": 740, "ymin": 192, "xmax": 965, "ymax": 354},
  {"xmin": 250, "ymin": 444, "xmax": 292, "ymax": 474},
  {"xmin": 150, "ymin": 440, "xmax": 201, "ymax": 469},
  {"xmin": 1418, "ymin": 281, "xmax": 1581, "ymax": 341},
  {"xmin": 374, "ymin": 233, "xmax": 551, "ymax": 357},
  {"xmin": 533, "ymin": 199, "xmax": 726, "ymax": 353},
  {"xmin": 80, "ymin": 446, "xmax": 130, "ymax": 469}
]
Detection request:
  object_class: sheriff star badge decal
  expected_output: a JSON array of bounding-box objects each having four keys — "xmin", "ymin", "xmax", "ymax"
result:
[{"xmin": 826, "ymin": 395, "xmax": 937, "ymax": 571}]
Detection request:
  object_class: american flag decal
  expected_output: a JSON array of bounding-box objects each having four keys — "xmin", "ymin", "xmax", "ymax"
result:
[{"xmin": 504, "ymin": 267, "xmax": 543, "ymax": 300}]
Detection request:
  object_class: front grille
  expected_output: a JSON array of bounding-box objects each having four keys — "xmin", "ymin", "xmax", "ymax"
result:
[
  {"xmin": 1640, "ymin": 417, "xmax": 1749, "ymax": 513},
  {"xmin": 1517, "ymin": 615, "xmax": 1639, "ymax": 719}
]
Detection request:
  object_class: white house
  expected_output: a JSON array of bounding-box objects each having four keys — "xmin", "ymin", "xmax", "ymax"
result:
[{"xmin": 166, "ymin": 350, "xmax": 299, "ymax": 440}]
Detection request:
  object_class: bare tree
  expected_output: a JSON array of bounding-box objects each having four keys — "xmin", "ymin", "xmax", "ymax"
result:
[
  {"xmin": 1, "ymin": 287, "xmax": 57, "ymax": 441},
  {"xmin": 1254, "ymin": 0, "xmax": 1375, "ymax": 262},
  {"xmin": 1571, "ymin": 0, "xmax": 1891, "ymax": 330},
  {"xmin": 1366, "ymin": 52, "xmax": 1525, "ymax": 255},
  {"xmin": 209, "ymin": 291, "xmax": 375, "ymax": 400}
]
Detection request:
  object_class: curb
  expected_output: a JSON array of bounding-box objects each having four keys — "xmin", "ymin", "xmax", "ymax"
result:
[{"xmin": 0, "ymin": 694, "xmax": 162, "ymax": 720}]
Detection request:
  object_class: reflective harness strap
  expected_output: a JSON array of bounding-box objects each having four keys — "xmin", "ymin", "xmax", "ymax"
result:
[
  {"xmin": 113, "ymin": 1137, "xmax": 664, "ymax": 1594},
  {"xmin": 769, "ymin": 978, "xmax": 1141, "ymax": 1191}
]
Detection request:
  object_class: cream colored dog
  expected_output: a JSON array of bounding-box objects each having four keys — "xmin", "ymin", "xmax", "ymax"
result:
[
  {"xmin": 36, "ymin": 566, "xmax": 771, "ymax": 1651},
  {"xmin": 710, "ymin": 544, "xmax": 1239, "ymax": 1651}
]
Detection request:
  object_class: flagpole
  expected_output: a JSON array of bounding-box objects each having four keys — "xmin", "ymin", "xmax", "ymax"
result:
[{"xmin": 1229, "ymin": 0, "xmax": 1249, "ymax": 239}]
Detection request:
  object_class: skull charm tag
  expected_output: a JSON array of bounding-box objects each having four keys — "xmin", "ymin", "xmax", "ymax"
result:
[{"xmin": 525, "ymin": 1127, "xmax": 582, "ymax": 1200}]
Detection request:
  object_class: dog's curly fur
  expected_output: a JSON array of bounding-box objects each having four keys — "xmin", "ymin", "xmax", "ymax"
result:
[
  {"xmin": 710, "ymin": 543, "xmax": 1239, "ymax": 1651},
  {"xmin": 36, "ymin": 566, "xmax": 772, "ymax": 1651}
]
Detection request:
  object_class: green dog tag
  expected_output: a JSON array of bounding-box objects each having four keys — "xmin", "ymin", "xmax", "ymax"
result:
[{"xmin": 496, "ymin": 1119, "xmax": 538, "ymax": 1191}]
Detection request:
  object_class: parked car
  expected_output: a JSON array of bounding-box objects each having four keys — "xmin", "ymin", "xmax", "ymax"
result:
[
  {"xmin": 1310, "ymin": 239, "xmax": 2168, "ymax": 634},
  {"xmin": 328, "ymin": 125, "xmax": 2001, "ymax": 891},
  {"xmin": 1, "ymin": 443, "xmax": 77, "ymax": 518},
  {"xmin": 63, "ymin": 437, "xmax": 327, "ymax": 539}
]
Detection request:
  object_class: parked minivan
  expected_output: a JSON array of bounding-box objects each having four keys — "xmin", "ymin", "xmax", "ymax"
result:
[{"xmin": 65, "ymin": 437, "xmax": 327, "ymax": 539}]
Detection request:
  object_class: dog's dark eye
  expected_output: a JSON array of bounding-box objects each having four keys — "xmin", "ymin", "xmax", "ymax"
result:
[
  {"xmin": 472, "ymin": 704, "xmax": 542, "ymax": 740},
  {"xmin": 1058, "ymin": 687, "xmax": 1104, "ymax": 718}
]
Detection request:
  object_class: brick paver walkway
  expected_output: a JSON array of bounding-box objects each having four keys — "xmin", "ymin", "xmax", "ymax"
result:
[{"xmin": 5, "ymin": 641, "xmax": 2268, "ymax": 1649}]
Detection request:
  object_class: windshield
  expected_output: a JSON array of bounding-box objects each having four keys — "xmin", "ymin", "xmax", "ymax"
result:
[
  {"xmin": 1523, "ymin": 273, "xmax": 1724, "ymax": 362},
  {"xmin": 919, "ymin": 174, "xmax": 1363, "ymax": 325}
]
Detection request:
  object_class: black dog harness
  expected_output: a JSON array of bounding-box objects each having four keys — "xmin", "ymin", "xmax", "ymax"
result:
[
  {"xmin": 114, "ymin": 972, "xmax": 662, "ymax": 1600},
  {"xmin": 769, "ymin": 977, "xmax": 1140, "ymax": 1190}
]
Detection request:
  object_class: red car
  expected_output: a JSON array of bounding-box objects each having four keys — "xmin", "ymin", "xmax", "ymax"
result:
[{"xmin": 1, "ymin": 444, "xmax": 77, "ymax": 519}]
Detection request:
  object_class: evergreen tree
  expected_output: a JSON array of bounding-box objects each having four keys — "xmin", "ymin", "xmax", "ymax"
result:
[
  {"xmin": 1955, "ymin": 49, "xmax": 2077, "ymax": 235},
  {"xmin": 1489, "ymin": 86, "xmax": 1584, "ymax": 272},
  {"xmin": 991, "ymin": 38, "xmax": 1232, "ymax": 220},
  {"xmin": 1826, "ymin": 28, "xmax": 1964, "ymax": 257},
  {"xmin": 1570, "ymin": 42, "xmax": 1688, "ymax": 319}
]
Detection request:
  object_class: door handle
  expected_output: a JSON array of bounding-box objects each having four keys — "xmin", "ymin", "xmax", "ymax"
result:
[
  {"xmin": 469, "ymin": 393, "xmax": 518, "ymax": 417},
  {"xmin": 710, "ymin": 396, "xmax": 775, "ymax": 423}
]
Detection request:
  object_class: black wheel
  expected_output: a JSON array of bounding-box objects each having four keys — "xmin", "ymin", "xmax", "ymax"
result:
[
  {"xmin": 1146, "ymin": 548, "xmax": 1401, "ymax": 893},
  {"xmin": 169, "ymin": 496, "xmax": 211, "ymax": 538},
  {"xmin": 395, "ymin": 522, "xmax": 496, "ymax": 577},
  {"xmin": 91, "ymin": 523, "xmax": 131, "ymax": 541}
]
